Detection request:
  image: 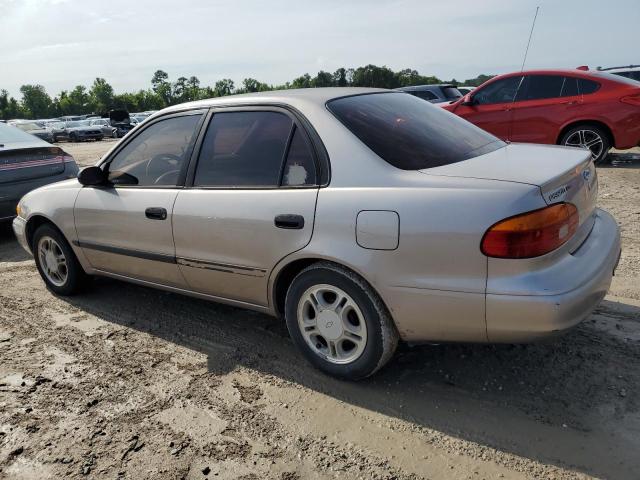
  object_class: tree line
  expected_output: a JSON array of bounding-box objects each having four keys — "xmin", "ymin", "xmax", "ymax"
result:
[{"xmin": 0, "ymin": 65, "xmax": 494, "ymax": 120}]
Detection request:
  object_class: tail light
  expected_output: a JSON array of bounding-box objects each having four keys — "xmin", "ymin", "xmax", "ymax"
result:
[
  {"xmin": 620, "ymin": 93, "xmax": 640, "ymax": 106},
  {"xmin": 481, "ymin": 203, "xmax": 579, "ymax": 259}
]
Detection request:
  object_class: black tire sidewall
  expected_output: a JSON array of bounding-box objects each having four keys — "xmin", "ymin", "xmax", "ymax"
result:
[
  {"xmin": 561, "ymin": 125, "xmax": 611, "ymax": 164},
  {"xmin": 285, "ymin": 266, "xmax": 387, "ymax": 380},
  {"xmin": 32, "ymin": 224, "xmax": 83, "ymax": 296}
]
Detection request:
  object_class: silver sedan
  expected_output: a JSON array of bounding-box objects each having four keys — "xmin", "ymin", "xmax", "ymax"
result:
[{"xmin": 12, "ymin": 88, "xmax": 621, "ymax": 380}]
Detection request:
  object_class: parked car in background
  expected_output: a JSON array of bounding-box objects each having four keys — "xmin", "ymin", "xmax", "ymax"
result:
[
  {"xmin": 107, "ymin": 110, "xmax": 135, "ymax": 138},
  {"xmin": 12, "ymin": 88, "xmax": 620, "ymax": 380},
  {"xmin": 395, "ymin": 84, "xmax": 463, "ymax": 103},
  {"xmin": 0, "ymin": 122, "xmax": 78, "ymax": 221},
  {"xmin": 456, "ymin": 85, "xmax": 476, "ymax": 95},
  {"xmin": 13, "ymin": 122, "xmax": 55, "ymax": 143},
  {"xmin": 89, "ymin": 118, "xmax": 118, "ymax": 138},
  {"xmin": 444, "ymin": 69, "xmax": 640, "ymax": 164},
  {"xmin": 597, "ymin": 65, "xmax": 640, "ymax": 82},
  {"xmin": 53, "ymin": 120, "xmax": 104, "ymax": 142}
]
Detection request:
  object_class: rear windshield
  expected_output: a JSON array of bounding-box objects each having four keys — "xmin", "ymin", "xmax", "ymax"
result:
[
  {"xmin": 442, "ymin": 86, "xmax": 463, "ymax": 99},
  {"xmin": 327, "ymin": 92, "xmax": 505, "ymax": 170}
]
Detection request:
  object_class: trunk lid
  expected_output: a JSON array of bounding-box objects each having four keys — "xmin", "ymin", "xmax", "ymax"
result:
[
  {"xmin": 421, "ymin": 143, "xmax": 598, "ymax": 231},
  {"xmin": 0, "ymin": 146, "xmax": 67, "ymax": 183}
]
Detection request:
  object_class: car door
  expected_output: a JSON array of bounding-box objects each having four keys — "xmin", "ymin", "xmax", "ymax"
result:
[
  {"xmin": 510, "ymin": 75, "xmax": 582, "ymax": 144},
  {"xmin": 453, "ymin": 75, "xmax": 523, "ymax": 140},
  {"xmin": 172, "ymin": 108, "xmax": 320, "ymax": 307},
  {"xmin": 74, "ymin": 110, "xmax": 205, "ymax": 287}
]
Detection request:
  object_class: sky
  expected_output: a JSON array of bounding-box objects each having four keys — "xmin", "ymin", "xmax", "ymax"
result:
[{"xmin": 1, "ymin": 0, "xmax": 638, "ymax": 97}]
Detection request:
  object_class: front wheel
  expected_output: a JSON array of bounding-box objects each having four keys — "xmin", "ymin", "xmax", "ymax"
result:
[
  {"xmin": 285, "ymin": 262, "xmax": 398, "ymax": 380},
  {"xmin": 32, "ymin": 224, "xmax": 88, "ymax": 296},
  {"xmin": 560, "ymin": 125, "xmax": 611, "ymax": 165}
]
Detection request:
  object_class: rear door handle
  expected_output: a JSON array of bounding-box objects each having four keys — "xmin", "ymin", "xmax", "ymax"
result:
[
  {"xmin": 145, "ymin": 207, "xmax": 167, "ymax": 220},
  {"xmin": 275, "ymin": 214, "xmax": 304, "ymax": 230}
]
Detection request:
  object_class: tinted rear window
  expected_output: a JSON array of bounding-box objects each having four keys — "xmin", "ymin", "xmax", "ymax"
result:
[
  {"xmin": 327, "ymin": 92, "xmax": 505, "ymax": 170},
  {"xmin": 577, "ymin": 79, "xmax": 600, "ymax": 94}
]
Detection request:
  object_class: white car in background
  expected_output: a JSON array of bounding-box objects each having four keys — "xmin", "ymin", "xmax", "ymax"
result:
[{"xmin": 597, "ymin": 65, "xmax": 640, "ymax": 82}]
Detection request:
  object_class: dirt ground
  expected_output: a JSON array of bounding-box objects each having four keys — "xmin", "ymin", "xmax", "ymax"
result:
[{"xmin": 1, "ymin": 141, "xmax": 639, "ymax": 480}]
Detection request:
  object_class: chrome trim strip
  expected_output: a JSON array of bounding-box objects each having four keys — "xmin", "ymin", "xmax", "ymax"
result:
[
  {"xmin": 72, "ymin": 240, "xmax": 176, "ymax": 264},
  {"xmin": 73, "ymin": 239, "xmax": 266, "ymax": 276},
  {"xmin": 176, "ymin": 256, "xmax": 266, "ymax": 277}
]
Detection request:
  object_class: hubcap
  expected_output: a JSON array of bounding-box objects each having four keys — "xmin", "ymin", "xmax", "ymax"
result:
[
  {"xmin": 38, "ymin": 236, "xmax": 68, "ymax": 287},
  {"xmin": 297, "ymin": 284, "xmax": 367, "ymax": 365},
  {"xmin": 564, "ymin": 129, "xmax": 604, "ymax": 161}
]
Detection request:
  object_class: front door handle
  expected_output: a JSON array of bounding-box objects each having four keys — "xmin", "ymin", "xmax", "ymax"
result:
[
  {"xmin": 145, "ymin": 207, "xmax": 167, "ymax": 220},
  {"xmin": 275, "ymin": 214, "xmax": 304, "ymax": 230}
]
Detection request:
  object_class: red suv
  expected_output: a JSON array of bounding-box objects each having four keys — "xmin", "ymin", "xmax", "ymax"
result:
[{"xmin": 443, "ymin": 69, "xmax": 640, "ymax": 164}]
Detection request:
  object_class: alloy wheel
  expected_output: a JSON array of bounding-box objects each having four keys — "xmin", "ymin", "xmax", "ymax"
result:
[
  {"xmin": 563, "ymin": 129, "xmax": 604, "ymax": 161},
  {"xmin": 297, "ymin": 284, "xmax": 368, "ymax": 364},
  {"xmin": 38, "ymin": 236, "xmax": 68, "ymax": 287}
]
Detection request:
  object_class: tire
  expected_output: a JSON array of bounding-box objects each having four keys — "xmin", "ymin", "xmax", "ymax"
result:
[
  {"xmin": 560, "ymin": 124, "xmax": 611, "ymax": 165},
  {"xmin": 32, "ymin": 224, "xmax": 88, "ymax": 296},
  {"xmin": 52, "ymin": 135, "xmax": 58, "ymax": 143},
  {"xmin": 285, "ymin": 262, "xmax": 398, "ymax": 380},
  {"xmin": 96, "ymin": 136, "xmax": 102, "ymax": 141},
  {"xmin": 112, "ymin": 129, "xmax": 118, "ymax": 139},
  {"xmin": 70, "ymin": 133, "xmax": 78, "ymax": 143}
]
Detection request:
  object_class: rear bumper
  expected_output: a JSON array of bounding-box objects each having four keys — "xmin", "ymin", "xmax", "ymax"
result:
[{"xmin": 486, "ymin": 208, "xmax": 621, "ymax": 342}]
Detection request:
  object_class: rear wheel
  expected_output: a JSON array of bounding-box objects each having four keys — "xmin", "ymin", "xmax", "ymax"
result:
[
  {"xmin": 70, "ymin": 132, "xmax": 78, "ymax": 142},
  {"xmin": 32, "ymin": 224, "xmax": 87, "ymax": 296},
  {"xmin": 285, "ymin": 262, "xmax": 398, "ymax": 380},
  {"xmin": 560, "ymin": 124, "xmax": 611, "ymax": 165}
]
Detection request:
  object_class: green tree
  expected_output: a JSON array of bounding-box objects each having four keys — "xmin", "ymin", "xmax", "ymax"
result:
[
  {"xmin": 0, "ymin": 89, "xmax": 24, "ymax": 120},
  {"xmin": 351, "ymin": 65, "xmax": 399, "ymax": 89},
  {"xmin": 151, "ymin": 70, "xmax": 172, "ymax": 106},
  {"xmin": 213, "ymin": 79, "xmax": 234, "ymax": 97},
  {"xmin": 333, "ymin": 68, "xmax": 349, "ymax": 87},
  {"xmin": 241, "ymin": 78, "xmax": 270, "ymax": 93},
  {"xmin": 90, "ymin": 78, "xmax": 114, "ymax": 113},
  {"xmin": 19, "ymin": 84, "xmax": 52, "ymax": 118},
  {"xmin": 187, "ymin": 76, "xmax": 201, "ymax": 100},
  {"xmin": 395, "ymin": 68, "xmax": 441, "ymax": 87},
  {"xmin": 462, "ymin": 74, "xmax": 494, "ymax": 87},
  {"xmin": 291, "ymin": 73, "xmax": 312, "ymax": 89},
  {"xmin": 67, "ymin": 85, "xmax": 91, "ymax": 114},
  {"xmin": 312, "ymin": 71, "xmax": 334, "ymax": 88}
]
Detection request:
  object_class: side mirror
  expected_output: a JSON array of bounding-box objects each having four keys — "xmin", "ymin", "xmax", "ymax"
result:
[
  {"xmin": 461, "ymin": 94, "xmax": 476, "ymax": 106},
  {"xmin": 78, "ymin": 166, "xmax": 107, "ymax": 186}
]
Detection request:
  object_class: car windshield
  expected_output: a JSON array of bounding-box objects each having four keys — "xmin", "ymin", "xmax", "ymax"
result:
[
  {"xmin": 15, "ymin": 123, "xmax": 40, "ymax": 132},
  {"xmin": 327, "ymin": 92, "xmax": 505, "ymax": 170},
  {"xmin": 67, "ymin": 120, "xmax": 90, "ymax": 127}
]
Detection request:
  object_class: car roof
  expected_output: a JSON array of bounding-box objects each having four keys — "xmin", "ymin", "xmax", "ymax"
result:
[
  {"xmin": 395, "ymin": 84, "xmax": 455, "ymax": 92},
  {"xmin": 160, "ymin": 87, "xmax": 389, "ymax": 115}
]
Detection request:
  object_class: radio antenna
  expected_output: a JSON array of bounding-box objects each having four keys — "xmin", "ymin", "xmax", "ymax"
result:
[{"xmin": 521, "ymin": 6, "xmax": 540, "ymax": 71}]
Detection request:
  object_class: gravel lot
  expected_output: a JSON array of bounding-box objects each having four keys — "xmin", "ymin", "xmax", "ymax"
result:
[{"xmin": 1, "ymin": 140, "xmax": 639, "ymax": 479}]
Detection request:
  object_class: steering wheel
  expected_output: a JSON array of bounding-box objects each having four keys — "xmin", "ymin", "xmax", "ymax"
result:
[
  {"xmin": 154, "ymin": 169, "xmax": 181, "ymax": 185},
  {"xmin": 145, "ymin": 153, "xmax": 182, "ymax": 182}
]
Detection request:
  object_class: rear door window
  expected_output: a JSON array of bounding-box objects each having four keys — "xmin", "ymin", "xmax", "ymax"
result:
[
  {"xmin": 194, "ymin": 111, "xmax": 294, "ymax": 187},
  {"xmin": 516, "ymin": 75, "xmax": 564, "ymax": 101},
  {"xmin": 560, "ymin": 77, "xmax": 579, "ymax": 97},
  {"xmin": 577, "ymin": 79, "xmax": 600, "ymax": 94},
  {"xmin": 327, "ymin": 92, "xmax": 505, "ymax": 170},
  {"xmin": 473, "ymin": 76, "xmax": 523, "ymax": 105}
]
